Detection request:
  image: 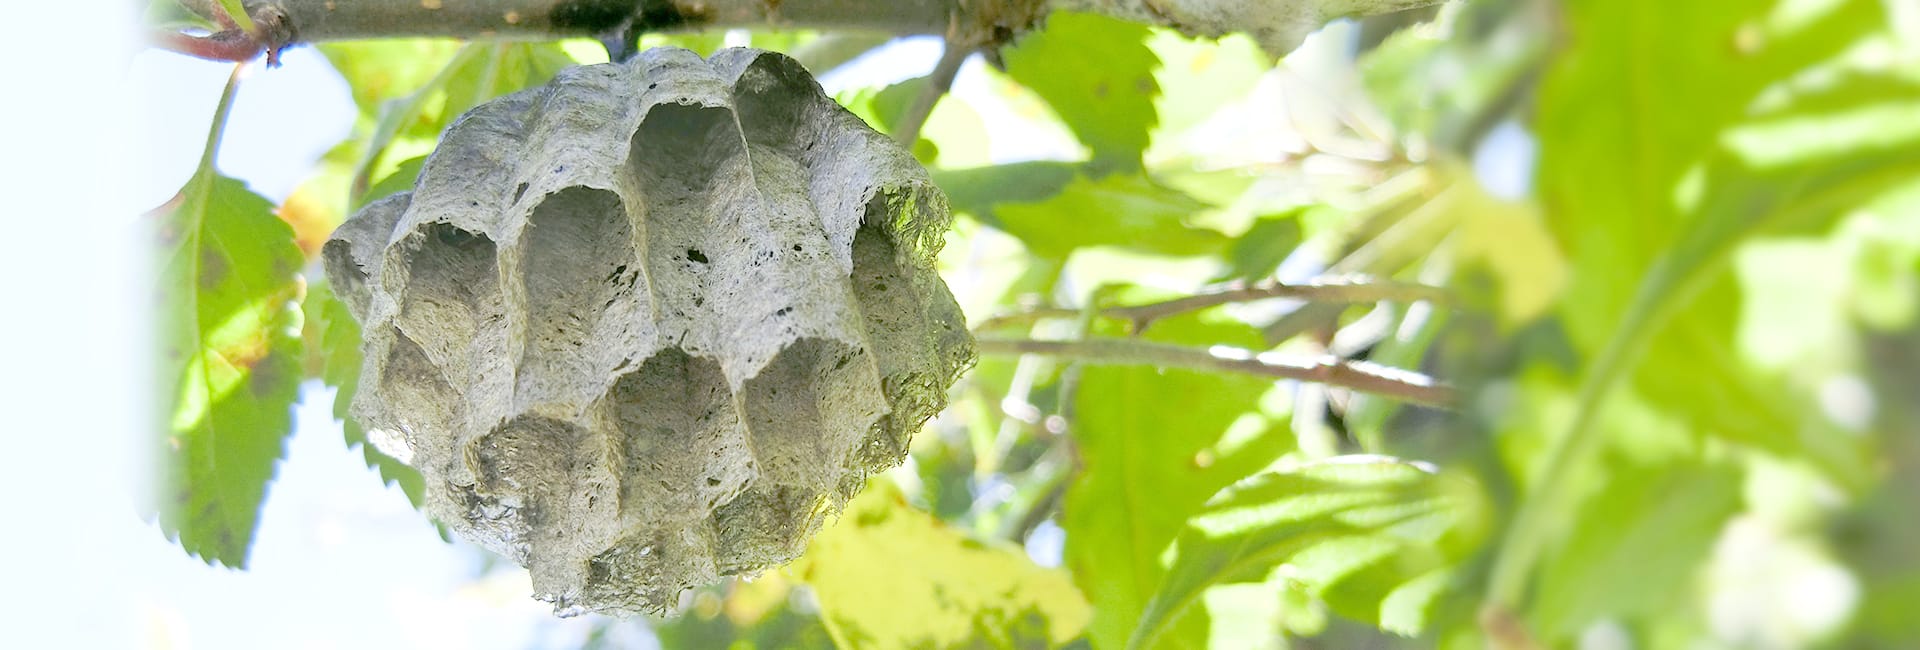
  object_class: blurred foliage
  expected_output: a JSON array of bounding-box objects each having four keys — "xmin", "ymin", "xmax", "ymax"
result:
[{"xmin": 149, "ymin": 0, "xmax": 1920, "ymax": 647}]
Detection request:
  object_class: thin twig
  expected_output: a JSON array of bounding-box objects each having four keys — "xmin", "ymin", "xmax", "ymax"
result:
[
  {"xmin": 895, "ymin": 38, "xmax": 972, "ymax": 146},
  {"xmin": 974, "ymin": 276, "xmax": 1449, "ymax": 333},
  {"xmin": 975, "ymin": 337, "xmax": 1456, "ymax": 408},
  {"xmin": 157, "ymin": 1, "xmax": 293, "ymax": 65}
]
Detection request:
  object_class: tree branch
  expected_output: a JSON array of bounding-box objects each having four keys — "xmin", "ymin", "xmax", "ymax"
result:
[
  {"xmin": 1046, "ymin": 0, "xmax": 1443, "ymax": 54},
  {"xmin": 975, "ymin": 336, "xmax": 1456, "ymax": 408},
  {"xmin": 974, "ymin": 276, "xmax": 1450, "ymax": 332},
  {"xmin": 167, "ymin": 0, "xmax": 1442, "ymax": 59},
  {"xmin": 176, "ymin": 0, "xmax": 958, "ymax": 46}
]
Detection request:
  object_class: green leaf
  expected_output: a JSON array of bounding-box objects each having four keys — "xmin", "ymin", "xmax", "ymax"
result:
[
  {"xmin": 1491, "ymin": 0, "xmax": 1916, "ymax": 612},
  {"xmin": 994, "ymin": 173, "xmax": 1227, "ymax": 259},
  {"xmin": 319, "ymin": 40, "xmax": 466, "ymax": 116},
  {"xmin": 1062, "ymin": 316, "xmax": 1290, "ymax": 650},
  {"xmin": 1004, "ymin": 12, "xmax": 1160, "ymax": 170},
  {"xmin": 1218, "ymin": 211, "xmax": 1304, "ymax": 283},
  {"xmin": 794, "ymin": 479, "xmax": 1091, "ymax": 649},
  {"xmin": 360, "ymin": 155, "xmax": 427, "ymax": 210},
  {"xmin": 1529, "ymin": 460, "xmax": 1742, "ymax": 638},
  {"xmin": 153, "ymin": 172, "xmax": 304, "ymax": 567},
  {"xmin": 1147, "ymin": 31, "xmax": 1269, "ymax": 139},
  {"xmin": 1128, "ymin": 458, "xmax": 1474, "ymax": 649},
  {"xmin": 143, "ymin": 0, "xmax": 215, "ymax": 30},
  {"xmin": 304, "ymin": 281, "xmax": 426, "ymax": 508},
  {"xmin": 932, "ymin": 161, "xmax": 1079, "ymax": 226}
]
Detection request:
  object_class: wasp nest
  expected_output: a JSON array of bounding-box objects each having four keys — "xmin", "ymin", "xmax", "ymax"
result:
[{"xmin": 322, "ymin": 48, "xmax": 974, "ymax": 616}]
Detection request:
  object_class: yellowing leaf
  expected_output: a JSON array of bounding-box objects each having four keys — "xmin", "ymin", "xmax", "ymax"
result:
[
  {"xmin": 1453, "ymin": 178, "xmax": 1567, "ymax": 326},
  {"xmin": 793, "ymin": 479, "xmax": 1091, "ymax": 648}
]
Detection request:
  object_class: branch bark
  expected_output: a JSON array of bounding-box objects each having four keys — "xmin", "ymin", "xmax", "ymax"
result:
[
  {"xmin": 171, "ymin": 0, "xmax": 1443, "ymax": 59},
  {"xmin": 975, "ymin": 336, "xmax": 1456, "ymax": 408}
]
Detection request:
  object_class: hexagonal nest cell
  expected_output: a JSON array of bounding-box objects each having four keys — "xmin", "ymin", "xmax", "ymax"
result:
[{"xmin": 322, "ymin": 48, "xmax": 975, "ymax": 616}]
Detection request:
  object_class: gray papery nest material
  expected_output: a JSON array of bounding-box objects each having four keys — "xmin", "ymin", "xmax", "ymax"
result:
[{"xmin": 324, "ymin": 47, "xmax": 974, "ymax": 617}]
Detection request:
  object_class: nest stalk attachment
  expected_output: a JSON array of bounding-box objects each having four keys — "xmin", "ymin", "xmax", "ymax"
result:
[{"xmin": 323, "ymin": 48, "xmax": 974, "ymax": 616}]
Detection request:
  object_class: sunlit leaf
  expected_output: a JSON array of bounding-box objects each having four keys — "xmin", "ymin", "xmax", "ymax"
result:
[
  {"xmin": 1004, "ymin": 12, "xmax": 1160, "ymax": 170},
  {"xmin": 1129, "ymin": 458, "xmax": 1476, "ymax": 649},
  {"xmin": 1493, "ymin": 0, "xmax": 1916, "ymax": 626},
  {"xmin": 319, "ymin": 40, "xmax": 465, "ymax": 116},
  {"xmin": 1147, "ymin": 31, "xmax": 1268, "ymax": 139},
  {"xmin": 993, "ymin": 173, "xmax": 1227, "ymax": 259},
  {"xmin": 794, "ymin": 479, "xmax": 1092, "ymax": 649},
  {"xmin": 1452, "ymin": 181, "xmax": 1565, "ymax": 326},
  {"xmin": 932, "ymin": 161, "xmax": 1079, "ymax": 226},
  {"xmin": 1528, "ymin": 460, "xmax": 1742, "ymax": 638},
  {"xmin": 153, "ymin": 170, "xmax": 303, "ymax": 567},
  {"xmin": 1218, "ymin": 211, "xmax": 1304, "ymax": 283},
  {"xmin": 1062, "ymin": 316, "xmax": 1290, "ymax": 649}
]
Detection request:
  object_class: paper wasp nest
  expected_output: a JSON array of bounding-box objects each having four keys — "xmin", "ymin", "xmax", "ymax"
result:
[{"xmin": 322, "ymin": 48, "xmax": 973, "ymax": 616}]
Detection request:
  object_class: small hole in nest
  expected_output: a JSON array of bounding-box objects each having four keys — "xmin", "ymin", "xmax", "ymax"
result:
[{"xmin": 687, "ymin": 248, "xmax": 708, "ymax": 263}]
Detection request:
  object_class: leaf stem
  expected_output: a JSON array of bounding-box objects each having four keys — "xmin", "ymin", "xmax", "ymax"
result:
[
  {"xmin": 198, "ymin": 64, "xmax": 249, "ymax": 174},
  {"xmin": 894, "ymin": 37, "xmax": 972, "ymax": 147},
  {"xmin": 975, "ymin": 336, "xmax": 1456, "ymax": 408}
]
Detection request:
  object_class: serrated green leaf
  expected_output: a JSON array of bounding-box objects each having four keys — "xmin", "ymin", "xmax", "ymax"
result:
[
  {"xmin": 304, "ymin": 281, "xmax": 426, "ymax": 508},
  {"xmin": 794, "ymin": 479, "xmax": 1091, "ymax": 649},
  {"xmin": 153, "ymin": 171, "xmax": 304, "ymax": 567},
  {"xmin": 1062, "ymin": 316, "xmax": 1290, "ymax": 650},
  {"xmin": 994, "ymin": 173, "xmax": 1227, "ymax": 259},
  {"xmin": 1004, "ymin": 12, "xmax": 1160, "ymax": 170},
  {"xmin": 1128, "ymin": 458, "xmax": 1473, "ymax": 649}
]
